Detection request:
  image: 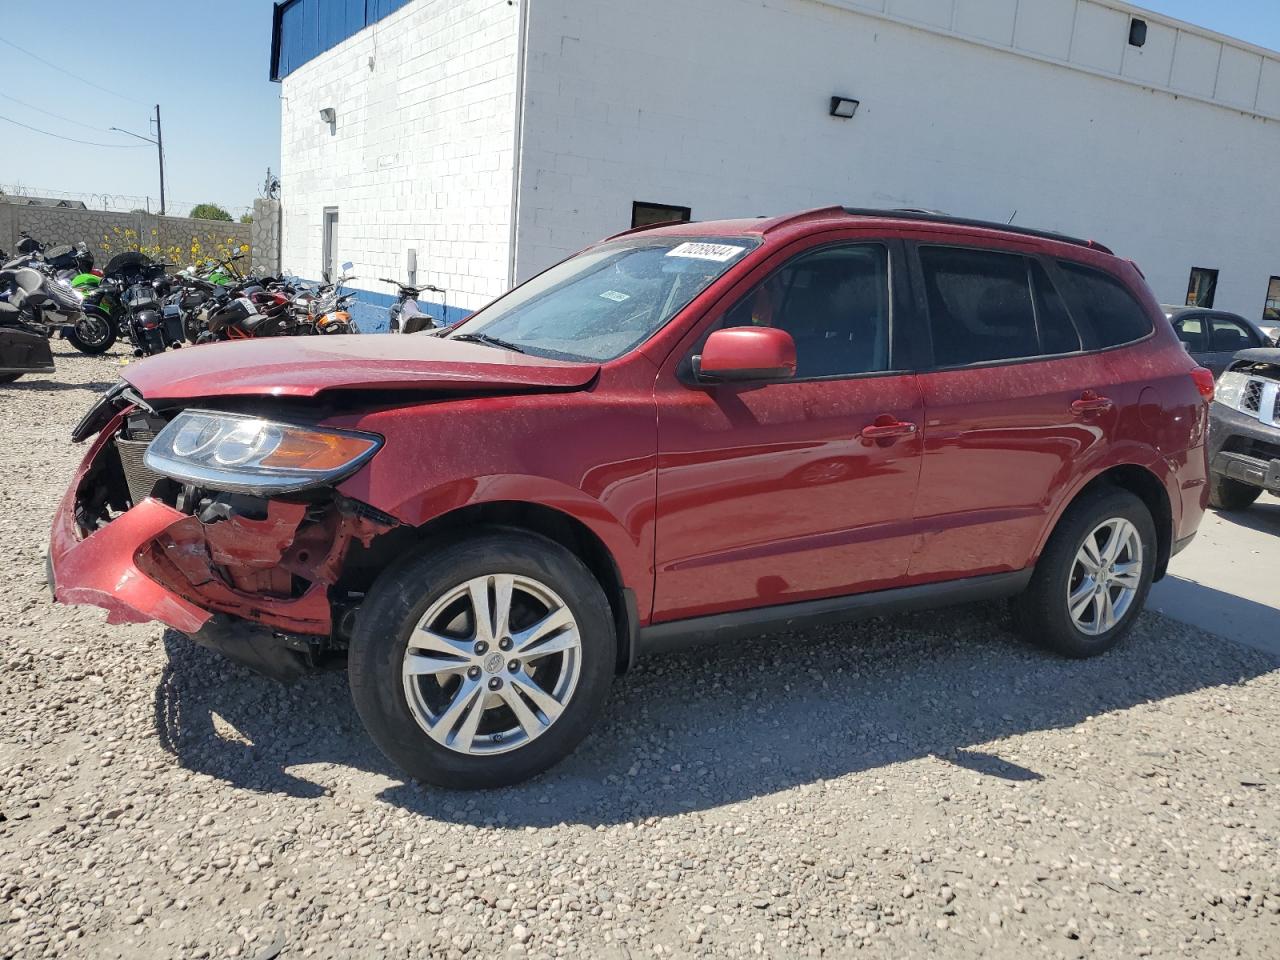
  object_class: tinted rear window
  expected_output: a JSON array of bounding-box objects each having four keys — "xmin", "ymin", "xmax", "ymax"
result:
[
  {"xmin": 1055, "ymin": 262, "xmax": 1153, "ymax": 348},
  {"xmin": 919, "ymin": 247, "xmax": 1039, "ymax": 366}
]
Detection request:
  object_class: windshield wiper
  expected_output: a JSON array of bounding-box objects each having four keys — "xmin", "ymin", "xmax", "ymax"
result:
[{"xmin": 451, "ymin": 332, "xmax": 527, "ymax": 354}]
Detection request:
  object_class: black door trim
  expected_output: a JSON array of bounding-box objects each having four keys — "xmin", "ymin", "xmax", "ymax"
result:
[{"xmin": 635, "ymin": 569, "xmax": 1033, "ymax": 659}]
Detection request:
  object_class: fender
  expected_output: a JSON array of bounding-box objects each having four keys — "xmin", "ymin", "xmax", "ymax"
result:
[
  {"xmin": 1028, "ymin": 438, "xmax": 1180, "ymax": 564},
  {"xmin": 342, "ymin": 472, "xmax": 654, "ymax": 621},
  {"xmin": 329, "ymin": 386, "xmax": 660, "ymax": 622}
]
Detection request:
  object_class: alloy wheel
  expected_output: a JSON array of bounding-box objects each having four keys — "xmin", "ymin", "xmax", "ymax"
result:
[
  {"xmin": 1066, "ymin": 517, "xmax": 1144, "ymax": 636},
  {"xmin": 401, "ymin": 574, "xmax": 582, "ymax": 756}
]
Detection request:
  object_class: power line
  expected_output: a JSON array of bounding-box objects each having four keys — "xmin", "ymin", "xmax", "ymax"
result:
[
  {"xmin": 0, "ymin": 92, "xmax": 119, "ymax": 134},
  {"xmin": 0, "ymin": 113, "xmax": 147, "ymax": 148},
  {"xmin": 0, "ymin": 37, "xmax": 148, "ymax": 106}
]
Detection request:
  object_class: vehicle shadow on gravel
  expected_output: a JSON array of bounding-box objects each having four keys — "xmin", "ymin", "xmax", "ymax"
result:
[{"xmin": 152, "ymin": 603, "xmax": 1280, "ymax": 824}]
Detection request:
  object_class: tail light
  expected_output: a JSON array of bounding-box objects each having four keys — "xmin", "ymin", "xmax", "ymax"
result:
[{"xmin": 1191, "ymin": 367, "xmax": 1215, "ymax": 401}]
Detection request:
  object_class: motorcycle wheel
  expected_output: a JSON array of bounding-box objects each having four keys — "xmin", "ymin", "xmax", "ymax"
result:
[{"xmin": 64, "ymin": 309, "xmax": 117, "ymax": 355}]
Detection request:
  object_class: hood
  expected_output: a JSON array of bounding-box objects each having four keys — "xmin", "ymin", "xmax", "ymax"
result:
[
  {"xmin": 121, "ymin": 335, "xmax": 600, "ymax": 400},
  {"xmin": 1230, "ymin": 348, "xmax": 1280, "ymax": 367}
]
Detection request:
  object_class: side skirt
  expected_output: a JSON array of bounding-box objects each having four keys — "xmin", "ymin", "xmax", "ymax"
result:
[{"xmin": 635, "ymin": 570, "xmax": 1033, "ymax": 659}]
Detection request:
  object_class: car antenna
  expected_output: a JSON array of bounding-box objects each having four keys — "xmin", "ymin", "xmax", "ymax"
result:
[{"xmin": 1008, "ymin": 210, "xmax": 1018, "ymax": 224}]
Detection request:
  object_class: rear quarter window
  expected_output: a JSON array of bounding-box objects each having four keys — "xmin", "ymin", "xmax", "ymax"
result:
[{"xmin": 1055, "ymin": 261, "xmax": 1154, "ymax": 348}]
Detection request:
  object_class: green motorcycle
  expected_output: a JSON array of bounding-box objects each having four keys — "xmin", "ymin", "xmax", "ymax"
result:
[{"xmin": 68, "ymin": 269, "xmax": 118, "ymax": 354}]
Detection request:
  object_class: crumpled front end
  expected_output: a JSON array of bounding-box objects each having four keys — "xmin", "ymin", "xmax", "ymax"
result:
[{"xmin": 49, "ymin": 404, "xmax": 398, "ymax": 647}]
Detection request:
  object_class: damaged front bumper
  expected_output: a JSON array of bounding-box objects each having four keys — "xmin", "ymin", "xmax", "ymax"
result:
[{"xmin": 48, "ymin": 410, "xmax": 397, "ymax": 670}]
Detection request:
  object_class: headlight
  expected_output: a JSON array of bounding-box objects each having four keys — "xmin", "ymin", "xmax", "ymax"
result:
[
  {"xmin": 1215, "ymin": 371, "xmax": 1247, "ymax": 411},
  {"xmin": 144, "ymin": 410, "xmax": 381, "ymax": 494}
]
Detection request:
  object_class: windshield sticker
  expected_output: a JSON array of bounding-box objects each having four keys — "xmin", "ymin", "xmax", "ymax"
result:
[
  {"xmin": 665, "ymin": 242, "xmax": 746, "ymax": 263},
  {"xmin": 599, "ymin": 290, "xmax": 631, "ymax": 303}
]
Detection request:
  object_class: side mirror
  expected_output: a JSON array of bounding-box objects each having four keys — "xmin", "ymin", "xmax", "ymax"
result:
[
  {"xmin": 342, "ymin": 261, "xmax": 354, "ymax": 272},
  {"xmin": 694, "ymin": 327, "xmax": 797, "ymax": 383}
]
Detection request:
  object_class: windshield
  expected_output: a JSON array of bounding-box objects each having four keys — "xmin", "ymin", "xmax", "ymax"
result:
[{"xmin": 450, "ymin": 237, "xmax": 758, "ymax": 361}]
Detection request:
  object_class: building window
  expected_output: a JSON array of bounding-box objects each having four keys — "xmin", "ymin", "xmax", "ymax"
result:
[
  {"xmin": 1265, "ymin": 277, "xmax": 1280, "ymax": 322},
  {"xmin": 632, "ymin": 202, "xmax": 691, "ymax": 229},
  {"xmin": 322, "ymin": 207, "xmax": 339, "ymax": 281},
  {"xmin": 1186, "ymin": 267, "xmax": 1219, "ymax": 309}
]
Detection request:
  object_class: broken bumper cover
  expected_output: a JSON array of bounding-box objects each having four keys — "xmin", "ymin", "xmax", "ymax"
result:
[
  {"xmin": 49, "ymin": 420, "xmax": 212, "ymax": 633},
  {"xmin": 49, "ymin": 494, "xmax": 213, "ymax": 633},
  {"xmin": 48, "ymin": 416, "xmax": 394, "ymax": 638}
]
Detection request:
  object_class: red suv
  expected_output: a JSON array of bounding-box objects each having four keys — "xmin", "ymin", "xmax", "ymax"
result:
[{"xmin": 49, "ymin": 208, "xmax": 1213, "ymax": 788}]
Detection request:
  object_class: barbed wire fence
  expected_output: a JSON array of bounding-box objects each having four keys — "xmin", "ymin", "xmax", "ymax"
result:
[{"xmin": 0, "ymin": 182, "xmax": 254, "ymax": 220}]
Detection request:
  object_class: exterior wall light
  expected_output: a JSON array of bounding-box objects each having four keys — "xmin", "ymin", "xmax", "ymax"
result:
[
  {"xmin": 829, "ymin": 96, "xmax": 860, "ymax": 119},
  {"xmin": 319, "ymin": 107, "xmax": 336, "ymax": 124}
]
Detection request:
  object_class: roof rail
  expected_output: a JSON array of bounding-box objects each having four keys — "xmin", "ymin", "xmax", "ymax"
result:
[
  {"xmin": 840, "ymin": 207, "xmax": 1113, "ymax": 255},
  {"xmin": 604, "ymin": 219, "xmax": 697, "ymax": 242}
]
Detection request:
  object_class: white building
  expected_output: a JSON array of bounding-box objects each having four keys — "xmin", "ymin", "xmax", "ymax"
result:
[{"xmin": 272, "ymin": 0, "xmax": 1280, "ymax": 329}]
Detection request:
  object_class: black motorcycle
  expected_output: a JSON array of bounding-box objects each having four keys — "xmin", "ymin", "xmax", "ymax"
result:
[{"xmin": 89, "ymin": 253, "xmax": 185, "ymax": 357}]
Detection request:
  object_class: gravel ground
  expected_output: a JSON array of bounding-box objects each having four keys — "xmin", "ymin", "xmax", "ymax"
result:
[{"xmin": 3, "ymin": 347, "xmax": 1280, "ymax": 960}]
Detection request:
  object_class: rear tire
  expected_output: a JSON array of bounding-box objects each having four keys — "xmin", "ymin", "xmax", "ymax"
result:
[
  {"xmin": 348, "ymin": 529, "xmax": 615, "ymax": 789},
  {"xmin": 1208, "ymin": 473, "xmax": 1261, "ymax": 512},
  {"xmin": 0, "ymin": 373, "xmax": 22, "ymax": 384},
  {"xmin": 1011, "ymin": 487, "xmax": 1156, "ymax": 659}
]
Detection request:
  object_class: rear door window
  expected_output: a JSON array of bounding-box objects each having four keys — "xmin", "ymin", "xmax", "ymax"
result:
[
  {"xmin": 918, "ymin": 247, "xmax": 1040, "ymax": 366},
  {"xmin": 1209, "ymin": 317, "xmax": 1255, "ymax": 353},
  {"xmin": 1055, "ymin": 262, "xmax": 1154, "ymax": 348},
  {"xmin": 1029, "ymin": 261, "xmax": 1082, "ymax": 355}
]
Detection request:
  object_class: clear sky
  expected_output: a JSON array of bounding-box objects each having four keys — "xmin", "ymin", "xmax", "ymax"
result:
[
  {"xmin": 0, "ymin": 0, "xmax": 1276, "ymax": 220},
  {"xmin": 0, "ymin": 0, "xmax": 281, "ymax": 219}
]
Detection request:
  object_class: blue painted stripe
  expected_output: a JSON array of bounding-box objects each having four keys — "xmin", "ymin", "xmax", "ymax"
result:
[
  {"xmin": 296, "ymin": 282, "xmax": 471, "ymax": 333},
  {"xmin": 272, "ymin": 0, "xmax": 413, "ymax": 81}
]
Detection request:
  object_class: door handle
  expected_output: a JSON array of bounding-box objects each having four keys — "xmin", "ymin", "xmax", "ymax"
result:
[
  {"xmin": 860, "ymin": 418, "xmax": 918, "ymax": 440},
  {"xmin": 1071, "ymin": 392, "xmax": 1114, "ymax": 416}
]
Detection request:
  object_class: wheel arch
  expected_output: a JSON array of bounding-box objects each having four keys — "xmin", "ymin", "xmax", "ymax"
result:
[
  {"xmin": 402, "ymin": 501, "xmax": 640, "ymax": 674},
  {"xmin": 1040, "ymin": 463, "xmax": 1175, "ymax": 581}
]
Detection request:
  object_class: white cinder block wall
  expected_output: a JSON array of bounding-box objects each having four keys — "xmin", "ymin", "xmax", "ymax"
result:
[
  {"xmin": 279, "ymin": 0, "xmax": 1280, "ymax": 322},
  {"xmin": 516, "ymin": 0, "xmax": 1280, "ymax": 318},
  {"xmin": 279, "ymin": 0, "xmax": 519, "ymax": 323}
]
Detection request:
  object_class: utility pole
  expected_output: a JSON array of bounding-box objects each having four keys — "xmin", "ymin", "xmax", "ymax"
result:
[
  {"xmin": 110, "ymin": 104, "xmax": 167, "ymax": 216},
  {"xmin": 154, "ymin": 104, "xmax": 166, "ymax": 216}
]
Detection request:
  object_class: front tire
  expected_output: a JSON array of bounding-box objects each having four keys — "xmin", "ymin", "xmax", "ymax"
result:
[
  {"xmin": 348, "ymin": 530, "xmax": 616, "ymax": 789},
  {"xmin": 65, "ymin": 309, "xmax": 117, "ymax": 355},
  {"xmin": 1208, "ymin": 473, "xmax": 1261, "ymax": 511},
  {"xmin": 1012, "ymin": 487, "xmax": 1156, "ymax": 659}
]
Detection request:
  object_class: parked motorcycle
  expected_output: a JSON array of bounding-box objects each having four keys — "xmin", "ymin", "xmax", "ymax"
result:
[
  {"xmin": 0, "ymin": 263, "xmax": 83, "ymax": 381},
  {"xmin": 380, "ymin": 277, "xmax": 444, "ymax": 333},
  {"xmin": 87, "ymin": 252, "xmax": 183, "ymax": 357}
]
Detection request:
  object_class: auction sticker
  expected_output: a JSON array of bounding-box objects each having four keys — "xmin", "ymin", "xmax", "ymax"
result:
[
  {"xmin": 665, "ymin": 242, "xmax": 746, "ymax": 262},
  {"xmin": 599, "ymin": 290, "xmax": 631, "ymax": 302}
]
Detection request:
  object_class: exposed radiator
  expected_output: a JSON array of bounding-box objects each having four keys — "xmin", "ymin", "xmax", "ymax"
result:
[{"xmin": 115, "ymin": 436, "xmax": 164, "ymax": 506}]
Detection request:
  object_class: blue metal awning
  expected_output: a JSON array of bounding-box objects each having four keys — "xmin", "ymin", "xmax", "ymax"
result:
[{"xmin": 271, "ymin": 0, "xmax": 413, "ymax": 81}]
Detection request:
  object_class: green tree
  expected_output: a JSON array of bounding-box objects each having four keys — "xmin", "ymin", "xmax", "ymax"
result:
[
  {"xmin": 239, "ymin": 212, "xmax": 254, "ymax": 224},
  {"xmin": 189, "ymin": 203, "xmax": 232, "ymax": 222}
]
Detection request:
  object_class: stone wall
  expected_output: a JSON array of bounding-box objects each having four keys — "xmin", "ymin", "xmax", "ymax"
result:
[
  {"xmin": 250, "ymin": 199, "xmax": 281, "ymax": 277},
  {"xmin": 0, "ymin": 202, "xmax": 251, "ymax": 270}
]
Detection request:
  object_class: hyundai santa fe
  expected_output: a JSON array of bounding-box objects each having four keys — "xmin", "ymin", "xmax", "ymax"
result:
[{"xmin": 48, "ymin": 208, "xmax": 1213, "ymax": 788}]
